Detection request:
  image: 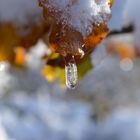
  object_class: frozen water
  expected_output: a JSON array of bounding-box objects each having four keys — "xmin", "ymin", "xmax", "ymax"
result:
[
  {"xmin": 65, "ymin": 61, "xmax": 77, "ymax": 89},
  {"xmin": 41, "ymin": 0, "xmax": 111, "ymax": 36}
]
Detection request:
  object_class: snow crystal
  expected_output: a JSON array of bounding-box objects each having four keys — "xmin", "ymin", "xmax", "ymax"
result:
[{"xmin": 41, "ymin": 0, "xmax": 111, "ymax": 36}]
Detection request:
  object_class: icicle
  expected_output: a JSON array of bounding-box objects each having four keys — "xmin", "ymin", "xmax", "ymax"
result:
[{"xmin": 65, "ymin": 56, "xmax": 77, "ymax": 89}]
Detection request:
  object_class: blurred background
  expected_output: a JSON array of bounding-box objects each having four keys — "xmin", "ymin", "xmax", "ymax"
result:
[{"xmin": 0, "ymin": 0, "xmax": 140, "ymax": 140}]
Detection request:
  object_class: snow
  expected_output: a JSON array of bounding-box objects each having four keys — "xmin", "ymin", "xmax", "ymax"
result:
[
  {"xmin": 1, "ymin": 57, "xmax": 140, "ymax": 140},
  {"xmin": 0, "ymin": 0, "xmax": 42, "ymax": 25},
  {"xmin": 109, "ymin": 0, "xmax": 127, "ymax": 31},
  {"xmin": 123, "ymin": 0, "xmax": 140, "ymax": 47},
  {"xmin": 26, "ymin": 40, "xmax": 51, "ymax": 71},
  {"xmin": 94, "ymin": 108, "xmax": 140, "ymax": 140},
  {"xmin": 108, "ymin": 0, "xmax": 140, "ymax": 48},
  {"xmin": 0, "ymin": 62, "xmax": 96, "ymax": 140},
  {"xmin": 40, "ymin": 0, "xmax": 111, "ymax": 37}
]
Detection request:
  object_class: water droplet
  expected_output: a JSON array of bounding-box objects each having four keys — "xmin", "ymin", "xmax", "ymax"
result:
[{"xmin": 65, "ymin": 56, "xmax": 77, "ymax": 89}]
